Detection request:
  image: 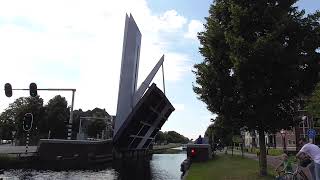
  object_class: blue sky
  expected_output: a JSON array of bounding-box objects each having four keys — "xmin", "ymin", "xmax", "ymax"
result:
[{"xmin": 0, "ymin": 0, "xmax": 319, "ymax": 140}]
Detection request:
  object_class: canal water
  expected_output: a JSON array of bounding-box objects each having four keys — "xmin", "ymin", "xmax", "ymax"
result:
[{"xmin": 0, "ymin": 149, "xmax": 186, "ymax": 180}]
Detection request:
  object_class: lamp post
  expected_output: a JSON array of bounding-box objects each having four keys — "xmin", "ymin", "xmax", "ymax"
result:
[
  {"xmin": 11, "ymin": 131, "xmax": 16, "ymax": 146},
  {"xmin": 302, "ymin": 115, "xmax": 307, "ymax": 138},
  {"xmin": 280, "ymin": 129, "xmax": 287, "ymax": 153}
]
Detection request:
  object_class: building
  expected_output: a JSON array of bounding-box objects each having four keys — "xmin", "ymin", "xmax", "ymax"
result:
[
  {"xmin": 76, "ymin": 108, "xmax": 114, "ymax": 140},
  {"xmin": 243, "ymin": 114, "xmax": 320, "ymax": 152}
]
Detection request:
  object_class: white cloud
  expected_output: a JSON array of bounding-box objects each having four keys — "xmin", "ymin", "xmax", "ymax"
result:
[
  {"xmin": 184, "ymin": 20, "xmax": 204, "ymax": 40},
  {"xmin": 158, "ymin": 10, "xmax": 187, "ymax": 32},
  {"xmin": 0, "ymin": 0, "xmax": 192, "ymax": 115},
  {"xmin": 173, "ymin": 103, "xmax": 185, "ymax": 111}
]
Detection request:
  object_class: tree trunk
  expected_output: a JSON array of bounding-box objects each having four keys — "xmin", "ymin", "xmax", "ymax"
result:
[{"xmin": 258, "ymin": 128, "xmax": 267, "ymax": 176}]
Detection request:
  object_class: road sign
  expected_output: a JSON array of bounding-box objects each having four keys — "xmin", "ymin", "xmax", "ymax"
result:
[
  {"xmin": 307, "ymin": 129, "xmax": 317, "ymax": 138},
  {"xmin": 232, "ymin": 135, "xmax": 243, "ymax": 143}
]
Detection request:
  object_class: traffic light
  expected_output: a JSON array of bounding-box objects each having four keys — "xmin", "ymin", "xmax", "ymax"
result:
[
  {"xmin": 4, "ymin": 83, "xmax": 12, "ymax": 97},
  {"xmin": 29, "ymin": 83, "xmax": 37, "ymax": 97},
  {"xmin": 191, "ymin": 148, "xmax": 196, "ymax": 157},
  {"xmin": 23, "ymin": 113, "xmax": 33, "ymax": 132}
]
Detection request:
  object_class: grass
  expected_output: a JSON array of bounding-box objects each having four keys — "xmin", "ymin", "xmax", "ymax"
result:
[
  {"xmin": 0, "ymin": 154, "xmax": 18, "ymax": 162},
  {"xmin": 234, "ymin": 147, "xmax": 283, "ymax": 156},
  {"xmin": 187, "ymin": 155, "xmax": 275, "ymax": 180},
  {"xmin": 267, "ymin": 149, "xmax": 283, "ymax": 156},
  {"xmin": 0, "ymin": 154, "xmax": 20, "ymax": 168}
]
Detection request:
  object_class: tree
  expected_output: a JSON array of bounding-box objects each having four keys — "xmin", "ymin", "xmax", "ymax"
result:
[
  {"xmin": 45, "ymin": 95, "xmax": 69, "ymax": 139},
  {"xmin": 205, "ymin": 116, "xmax": 234, "ymax": 147},
  {"xmin": 155, "ymin": 131, "xmax": 166, "ymax": 143},
  {"xmin": 154, "ymin": 131, "xmax": 189, "ymax": 144},
  {"xmin": 72, "ymin": 108, "xmax": 112, "ymax": 138},
  {"xmin": 87, "ymin": 119, "xmax": 106, "ymax": 138},
  {"xmin": 0, "ymin": 96, "xmax": 45, "ymax": 145},
  {"xmin": 306, "ymin": 82, "xmax": 320, "ymax": 118},
  {"xmin": 0, "ymin": 106, "xmax": 17, "ymax": 140},
  {"xmin": 164, "ymin": 131, "xmax": 189, "ymax": 144},
  {"xmin": 194, "ymin": 0, "xmax": 320, "ymax": 175}
]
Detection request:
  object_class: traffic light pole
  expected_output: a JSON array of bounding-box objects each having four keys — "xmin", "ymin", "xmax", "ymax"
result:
[
  {"xmin": 68, "ymin": 90, "xmax": 75, "ymax": 140},
  {"xmin": 10, "ymin": 88, "xmax": 76, "ymax": 140}
]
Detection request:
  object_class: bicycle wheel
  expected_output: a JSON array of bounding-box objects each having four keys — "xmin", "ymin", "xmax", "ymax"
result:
[
  {"xmin": 294, "ymin": 171, "xmax": 308, "ymax": 180},
  {"xmin": 282, "ymin": 173, "xmax": 294, "ymax": 180}
]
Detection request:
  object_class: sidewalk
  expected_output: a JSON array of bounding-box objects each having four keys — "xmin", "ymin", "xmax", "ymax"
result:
[
  {"xmin": 225, "ymin": 150, "xmax": 281, "ymax": 167},
  {"xmin": 224, "ymin": 150, "xmax": 313, "ymax": 179}
]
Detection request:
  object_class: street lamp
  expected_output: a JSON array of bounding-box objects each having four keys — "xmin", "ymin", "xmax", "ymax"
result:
[
  {"xmin": 302, "ymin": 115, "xmax": 307, "ymax": 138},
  {"xmin": 280, "ymin": 129, "xmax": 287, "ymax": 153}
]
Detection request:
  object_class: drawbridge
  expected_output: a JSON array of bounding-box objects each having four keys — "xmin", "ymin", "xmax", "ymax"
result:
[{"xmin": 113, "ymin": 14, "xmax": 175, "ymax": 153}]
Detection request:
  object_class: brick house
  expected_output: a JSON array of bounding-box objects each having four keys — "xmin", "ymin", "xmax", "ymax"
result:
[{"xmin": 244, "ymin": 114, "xmax": 320, "ymax": 152}]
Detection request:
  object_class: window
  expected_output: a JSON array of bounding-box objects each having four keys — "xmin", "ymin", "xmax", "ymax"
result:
[
  {"xmin": 292, "ymin": 141, "xmax": 296, "ymax": 145},
  {"xmin": 300, "ymin": 134, "xmax": 307, "ymax": 138},
  {"xmin": 314, "ymin": 118, "xmax": 320, "ymax": 127},
  {"xmin": 299, "ymin": 122, "xmax": 304, "ymax": 127},
  {"xmin": 288, "ymin": 140, "xmax": 292, "ymax": 145}
]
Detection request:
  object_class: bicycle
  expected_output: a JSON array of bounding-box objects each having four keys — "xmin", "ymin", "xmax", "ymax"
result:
[{"xmin": 276, "ymin": 163, "xmax": 308, "ymax": 180}]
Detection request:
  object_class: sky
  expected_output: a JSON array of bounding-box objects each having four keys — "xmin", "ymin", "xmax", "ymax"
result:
[{"xmin": 0, "ymin": 0, "xmax": 319, "ymax": 140}]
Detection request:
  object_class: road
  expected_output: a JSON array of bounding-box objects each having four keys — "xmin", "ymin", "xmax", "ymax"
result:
[{"xmin": 0, "ymin": 144, "xmax": 37, "ymax": 154}]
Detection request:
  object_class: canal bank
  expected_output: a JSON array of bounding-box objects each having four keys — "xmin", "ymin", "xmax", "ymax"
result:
[{"xmin": 0, "ymin": 139, "xmax": 113, "ymax": 170}]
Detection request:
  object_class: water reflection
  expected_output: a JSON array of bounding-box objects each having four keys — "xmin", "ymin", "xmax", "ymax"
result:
[
  {"xmin": 1, "ymin": 169, "xmax": 118, "ymax": 180},
  {"xmin": 113, "ymin": 159, "xmax": 151, "ymax": 180},
  {"xmin": 0, "ymin": 150, "xmax": 186, "ymax": 180},
  {"xmin": 151, "ymin": 153, "xmax": 186, "ymax": 180}
]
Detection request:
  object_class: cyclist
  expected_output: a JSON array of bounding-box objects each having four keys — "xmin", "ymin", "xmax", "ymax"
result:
[
  {"xmin": 296, "ymin": 137, "xmax": 320, "ymax": 180},
  {"xmin": 275, "ymin": 153, "xmax": 293, "ymax": 179}
]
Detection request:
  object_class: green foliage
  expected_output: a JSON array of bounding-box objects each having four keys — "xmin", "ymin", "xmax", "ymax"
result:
[
  {"xmin": 154, "ymin": 131, "xmax": 166, "ymax": 142},
  {"xmin": 71, "ymin": 108, "xmax": 111, "ymax": 138},
  {"xmin": 0, "ymin": 95, "xmax": 70, "ymax": 144},
  {"xmin": 0, "ymin": 96, "xmax": 45, "ymax": 144},
  {"xmin": 205, "ymin": 116, "xmax": 234, "ymax": 146},
  {"xmin": 306, "ymin": 82, "xmax": 320, "ymax": 117},
  {"xmin": 87, "ymin": 119, "xmax": 107, "ymax": 138},
  {"xmin": 194, "ymin": 0, "xmax": 320, "ymax": 175},
  {"xmin": 0, "ymin": 95, "xmax": 113, "ymax": 142},
  {"xmin": 155, "ymin": 131, "xmax": 189, "ymax": 144},
  {"xmin": 268, "ymin": 149, "xmax": 283, "ymax": 156},
  {"xmin": 194, "ymin": 0, "xmax": 320, "ymax": 134},
  {"xmin": 45, "ymin": 95, "xmax": 69, "ymax": 139},
  {"xmin": 232, "ymin": 135, "xmax": 242, "ymax": 143}
]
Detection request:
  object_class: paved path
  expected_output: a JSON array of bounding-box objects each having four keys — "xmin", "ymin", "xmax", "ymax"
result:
[
  {"xmin": 0, "ymin": 145, "xmax": 37, "ymax": 154},
  {"xmin": 225, "ymin": 150, "xmax": 282, "ymax": 167},
  {"xmin": 153, "ymin": 143, "xmax": 181, "ymax": 150}
]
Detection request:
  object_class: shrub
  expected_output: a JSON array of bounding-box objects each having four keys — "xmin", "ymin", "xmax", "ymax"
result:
[{"xmin": 268, "ymin": 149, "xmax": 283, "ymax": 156}]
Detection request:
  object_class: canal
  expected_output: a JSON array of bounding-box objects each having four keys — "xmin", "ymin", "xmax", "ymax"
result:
[{"xmin": 0, "ymin": 148, "xmax": 186, "ymax": 180}]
